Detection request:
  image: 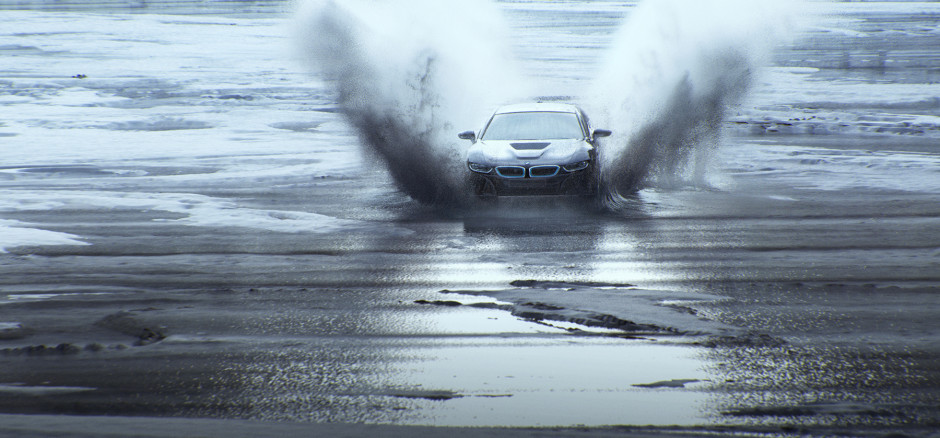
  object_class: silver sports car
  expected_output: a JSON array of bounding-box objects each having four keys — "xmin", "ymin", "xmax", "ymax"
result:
[{"xmin": 459, "ymin": 103, "xmax": 610, "ymax": 198}]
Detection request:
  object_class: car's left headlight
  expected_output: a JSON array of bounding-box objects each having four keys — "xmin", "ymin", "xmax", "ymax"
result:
[{"xmin": 562, "ymin": 160, "xmax": 590, "ymax": 172}]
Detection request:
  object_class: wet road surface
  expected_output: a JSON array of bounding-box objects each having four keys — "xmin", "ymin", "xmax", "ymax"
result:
[{"xmin": 1, "ymin": 157, "xmax": 938, "ymax": 433}]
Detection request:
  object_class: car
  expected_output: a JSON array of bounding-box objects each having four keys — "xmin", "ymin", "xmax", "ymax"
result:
[{"xmin": 458, "ymin": 102, "xmax": 611, "ymax": 199}]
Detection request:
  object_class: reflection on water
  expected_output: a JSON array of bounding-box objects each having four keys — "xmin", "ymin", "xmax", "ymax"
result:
[
  {"xmin": 217, "ymin": 336, "xmax": 709, "ymax": 426},
  {"xmin": 310, "ymin": 200, "xmax": 713, "ymax": 427},
  {"xmin": 397, "ymin": 340, "xmax": 708, "ymax": 427}
]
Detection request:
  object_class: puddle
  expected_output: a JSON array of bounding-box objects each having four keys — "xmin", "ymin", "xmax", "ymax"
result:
[
  {"xmin": 220, "ymin": 308, "xmax": 711, "ymax": 426},
  {"xmin": 386, "ymin": 338, "xmax": 709, "ymax": 426}
]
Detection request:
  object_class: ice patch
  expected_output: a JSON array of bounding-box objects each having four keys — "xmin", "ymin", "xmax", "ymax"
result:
[{"xmin": 0, "ymin": 219, "xmax": 88, "ymax": 253}]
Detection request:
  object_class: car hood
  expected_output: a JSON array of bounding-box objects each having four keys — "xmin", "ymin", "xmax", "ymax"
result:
[{"xmin": 466, "ymin": 139, "xmax": 593, "ymax": 166}]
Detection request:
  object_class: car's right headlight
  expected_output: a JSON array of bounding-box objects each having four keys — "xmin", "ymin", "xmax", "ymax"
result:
[{"xmin": 468, "ymin": 162, "xmax": 494, "ymax": 174}]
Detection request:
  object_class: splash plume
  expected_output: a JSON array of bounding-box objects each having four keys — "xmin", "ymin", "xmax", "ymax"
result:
[
  {"xmin": 298, "ymin": 0, "xmax": 795, "ymax": 208},
  {"xmin": 588, "ymin": 0, "xmax": 795, "ymax": 205},
  {"xmin": 297, "ymin": 0, "xmax": 526, "ymax": 206}
]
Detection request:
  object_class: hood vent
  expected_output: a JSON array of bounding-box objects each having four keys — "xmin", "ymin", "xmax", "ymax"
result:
[{"xmin": 510, "ymin": 142, "xmax": 550, "ymax": 150}]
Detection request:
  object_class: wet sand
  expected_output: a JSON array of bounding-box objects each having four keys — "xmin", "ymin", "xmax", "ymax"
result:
[
  {"xmin": 1, "ymin": 1, "xmax": 939, "ymax": 436},
  {"xmin": 1, "ymin": 153, "xmax": 937, "ymax": 435}
]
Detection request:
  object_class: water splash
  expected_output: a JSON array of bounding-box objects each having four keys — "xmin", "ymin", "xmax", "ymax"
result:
[
  {"xmin": 588, "ymin": 0, "xmax": 798, "ymax": 206},
  {"xmin": 296, "ymin": 0, "xmax": 527, "ymax": 207},
  {"xmin": 298, "ymin": 0, "xmax": 797, "ymax": 208}
]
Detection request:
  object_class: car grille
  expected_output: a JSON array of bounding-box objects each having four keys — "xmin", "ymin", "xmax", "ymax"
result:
[
  {"xmin": 529, "ymin": 165, "xmax": 560, "ymax": 177},
  {"xmin": 494, "ymin": 165, "xmax": 560, "ymax": 178},
  {"xmin": 495, "ymin": 166, "xmax": 525, "ymax": 178}
]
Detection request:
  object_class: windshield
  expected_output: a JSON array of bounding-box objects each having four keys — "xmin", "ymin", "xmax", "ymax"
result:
[{"xmin": 481, "ymin": 111, "xmax": 584, "ymax": 141}]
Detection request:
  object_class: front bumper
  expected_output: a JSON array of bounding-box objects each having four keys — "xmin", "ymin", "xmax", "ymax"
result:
[{"xmin": 469, "ymin": 164, "xmax": 595, "ymax": 196}]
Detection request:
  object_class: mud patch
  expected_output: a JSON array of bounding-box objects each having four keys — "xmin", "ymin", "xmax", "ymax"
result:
[
  {"xmin": 385, "ymin": 390, "xmax": 464, "ymax": 401},
  {"xmin": 94, "ymin": 311, "xmax": 167, "ymax": 346},
  {"xmin": 509, "ymin": 279, "xmax": 635, "ymax": 289},
  {"xmin": 633, "ymin": 379, "xmax": 701, "ymax": 388},
  {"xmin": 413, "ymin": 299, "xmax": 463, "ymax": 307},
  {"xmin": 0, "ymin": 343, "xmax": 106, "ymax": 356}
]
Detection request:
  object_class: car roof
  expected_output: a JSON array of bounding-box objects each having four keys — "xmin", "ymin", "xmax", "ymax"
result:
[{"xmin": 492, "ymin": 102, "xmax": 580, "ymax": 115}]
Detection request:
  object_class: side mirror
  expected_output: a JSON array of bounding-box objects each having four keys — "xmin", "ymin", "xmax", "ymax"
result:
[
  {"xmin": 592, "ymin": 129, "xmax": 611, "ymax": 138},
  {"xmin": 458, "ymin": 131, "xmax": 476, "ymax": 141}
]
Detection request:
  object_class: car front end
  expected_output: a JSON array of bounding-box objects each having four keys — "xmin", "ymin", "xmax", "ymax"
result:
[
  {"xmin": 466, "ymin": 138, "xmax": 596, "ymax": 196},
  {"xmin": 461, "ymin": 103, "xmax": 608, "ymax": 198}
]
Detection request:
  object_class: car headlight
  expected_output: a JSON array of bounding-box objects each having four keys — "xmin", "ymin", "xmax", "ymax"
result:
[
  {"xmin": 468, "ymin": 162, "xmax": 494, "ymax": 174},
  {"xmin": 562, "ymin": 160, "xmax": 590, "ymax": 172}
]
